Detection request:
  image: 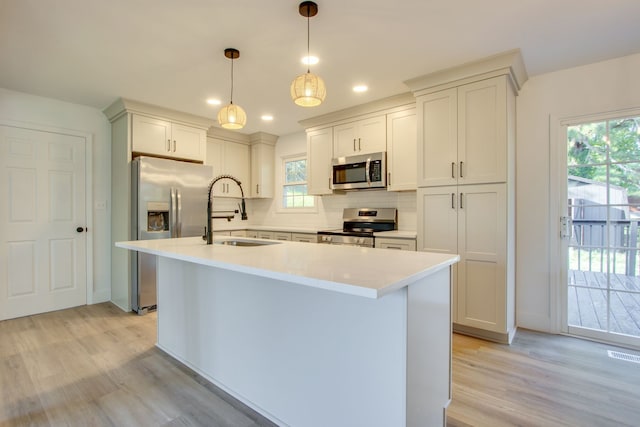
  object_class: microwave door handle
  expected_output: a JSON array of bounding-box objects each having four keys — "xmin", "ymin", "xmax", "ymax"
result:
[{"xmin": 365, "ymin": 158, "xmax": 371, "ymax": 186}]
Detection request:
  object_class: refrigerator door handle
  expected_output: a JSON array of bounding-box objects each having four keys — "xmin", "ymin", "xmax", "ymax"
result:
[
  {"xmin": 176, "ymin": 189, "xmax": 182, "ymax": 237},
  {"xmin": 169, "ymin": 188, "xmax": 177, "ymax": 238}
]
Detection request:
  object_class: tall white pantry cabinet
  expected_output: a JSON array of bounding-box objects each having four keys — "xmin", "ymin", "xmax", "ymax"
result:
[{"xmin": 406, "ymin": 50, "xmax": 527, "ymax": 344}]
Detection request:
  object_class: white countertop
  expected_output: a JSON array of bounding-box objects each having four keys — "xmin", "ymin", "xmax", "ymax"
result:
[{"xmin": 116, "ymin": 236, "xmax": 458, "ymax": 299}]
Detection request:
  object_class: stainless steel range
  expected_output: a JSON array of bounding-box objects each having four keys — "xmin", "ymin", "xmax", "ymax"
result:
[{"xmin": 317, "ymin": 208, "xmax": 397, "ymax": 247}]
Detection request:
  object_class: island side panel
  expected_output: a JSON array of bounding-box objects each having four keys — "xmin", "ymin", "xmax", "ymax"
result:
[
  {"xmin": 156, "ymin": 257, "xmax": 408, "ymax": 427},
  {"xmin": 407, "ymin": 266, "xmax": 452, "ymax": 427}
]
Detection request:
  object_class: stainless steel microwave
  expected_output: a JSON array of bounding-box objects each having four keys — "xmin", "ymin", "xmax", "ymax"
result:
[{"xmin": 331, "ymin": 152, "xmax": 386, "ymax": 190}]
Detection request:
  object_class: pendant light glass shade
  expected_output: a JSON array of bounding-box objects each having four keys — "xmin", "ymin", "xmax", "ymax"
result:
[
  {"xmin": 217, "ymin": 102, "xmax": 246, "ymax": 129},
  {"xmin": 291, "ymin": 71, "xmax": 326, "ymax": 107},
  {"xmin": 291, "ymin": 1, "xmax": 325, "ymax": 107},
  {"xmin": 218, "ymin": 48, "xmax": 246, "ymax": 130}
]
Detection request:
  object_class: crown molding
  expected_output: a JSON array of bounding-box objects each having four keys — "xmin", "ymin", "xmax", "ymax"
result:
[
  {"xmin": 103, "ymin": 98, "xmax": 214, "ymax": 129},
  {"xmin": 298, "ymin": 92, "xmax": 415, "ymax": 130},
  {"xmin": 404, "ymin": 49, "xmax": 528, "ymax": 95}
]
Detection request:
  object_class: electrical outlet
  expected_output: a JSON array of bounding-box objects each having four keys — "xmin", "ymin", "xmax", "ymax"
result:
[{"xmin": 95, "ymin": 201, "xmax": 107, "ymax": 210}]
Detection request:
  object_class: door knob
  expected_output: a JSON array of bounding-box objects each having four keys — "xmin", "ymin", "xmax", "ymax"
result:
[{"xmin": 76, "ymin": 227, "xmax": 86, "ymax": 233}]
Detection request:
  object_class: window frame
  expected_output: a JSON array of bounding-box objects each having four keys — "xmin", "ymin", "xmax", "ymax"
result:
[{"xmin": 278, "ymin": 153, "xmax": 317, "ymax": 213}]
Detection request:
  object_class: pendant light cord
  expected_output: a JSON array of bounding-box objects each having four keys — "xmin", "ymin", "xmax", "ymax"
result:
[
  {"xmin": 306, "ymin": 5, "xmax": 311, "ymax": 73},
  {"xmin": 230, "ymin": 56, "xmax": 234, "ymax": 104}
]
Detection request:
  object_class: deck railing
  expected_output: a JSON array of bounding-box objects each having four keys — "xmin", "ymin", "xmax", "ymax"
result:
[{"xmin": 571, "ymin": 219, "xmax": 639, "ymax": 276}]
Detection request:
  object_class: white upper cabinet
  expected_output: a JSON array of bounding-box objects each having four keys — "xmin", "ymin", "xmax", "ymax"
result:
[
  {"xmin": 206, "ymin": 137, "xmax": 250, "ymax": 199},
  {"xmin": 333, "ymin": 115, "xmax": 386, "ymax": 157},
  {"xmin": 457, "ymin": 77, "xmax": 508, "ymax": 185},
  {"xmin": 132, "ymin": 114, "xmax": 205, "ymax": 162},
  {"xmin": 386, "ymin": 108, "xmax": 417, "ymax": 191},
  {"xmin": 250, "ymin": 142, "xmax": 275, "ymax": 198},
  {"xmin": 306, "ymin": 127, "xmax": 333, "ymax": 195},
  {"xmin": 417, "ymin": 88, "xmax": 458, "ymax": 187},
  {"xmin": 417, "ymin": 76, "xmax": 509, "ymax": 187}
]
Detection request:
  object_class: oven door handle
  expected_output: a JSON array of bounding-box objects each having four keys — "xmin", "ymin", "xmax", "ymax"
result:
[{"xmin": 365, "ymin": 158, "xmax": 371, "ymax": 187}]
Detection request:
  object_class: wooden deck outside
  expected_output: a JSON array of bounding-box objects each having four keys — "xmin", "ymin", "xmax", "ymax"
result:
[{"xmin": 568, "ymin": 269, "xmax": 640, "ymax": 336}]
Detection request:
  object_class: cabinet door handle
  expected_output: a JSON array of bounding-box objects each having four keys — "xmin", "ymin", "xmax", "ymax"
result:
[
  {"xmin": 172, "ymin": 140, "xmax": 177, "ymax": 152},
  {"xmin": 451, "ymin": 193, "xmax": 455, "ymax": 209},
  {"xmin": 353, "ymin": 138, "xmax": 356, "ymax": 152},
  {"xmin": 358, "ymin": 138, "xmax": 361, "ymax": 151},
  {"xmin": 451, "ymin": 162, "xmax": 456, "ymax": 179},
  {"xmin": 387, "ymin": 246, "xmax": 402, "ymax": 250},
  {"xmin": 459, "ymin": 161, "xmax": 464, "ymax": 178},
  {"xmin": 388, "ymin": 172, "xmax": 391, "ymax": 186},
  {"xmin": 460, "ymin": 192, "xmax": 464, "ymax": 209},
  {"xmin": 167, "ymin": 139, "xmax": 171, "ymax": 152},
  {"xmin": 256, "ymin": 184, "xmax": 259, "ymax": 194}
]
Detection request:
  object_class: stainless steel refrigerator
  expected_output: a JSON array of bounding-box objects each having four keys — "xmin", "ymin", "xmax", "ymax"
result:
[{"xmin": 131, "ymin": 156, "xmax": 212, "ymax": 314}]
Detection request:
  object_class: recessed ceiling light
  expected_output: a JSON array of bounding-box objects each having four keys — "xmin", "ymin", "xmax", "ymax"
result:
[
  {"xmin": 302, "ymin": 55, "xmax": 319, "ymax": 65},
  {"xmin": 353, "ymin": 85, "xmax": 368, "ymax": 93},
  {"xmin": 261, "ymin": 115, "xmax": 274, "ymax": 121},
  {"xmin": 207, "ymin": 99, "xmax": 221, "ymax": 105}
]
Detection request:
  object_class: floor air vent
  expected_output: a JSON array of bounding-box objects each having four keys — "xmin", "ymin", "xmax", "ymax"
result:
[{"xmin": 608, "ymin": 350, "xmax": 640, "ymax": 364}]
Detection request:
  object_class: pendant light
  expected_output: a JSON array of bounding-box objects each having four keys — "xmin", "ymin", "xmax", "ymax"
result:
[
  {"xmin": 290, "ymin": 1, "xmax": 326, "ymax": 107},
  {"xmin": 218, "ymin": 48, "xmax": 246, "ymax": 130}
]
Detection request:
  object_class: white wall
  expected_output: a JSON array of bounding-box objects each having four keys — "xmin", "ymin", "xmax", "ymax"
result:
[
  {"xmin": 250, "ymin": 131, "xmax": 417, "ymax": 231},
  {"xmin": 0, "ymin": 88, "xmax": 112, "ymax": 303},
  {"xmin": 516, "ymin": 52, "xmax": 640, "ymax": 332}
]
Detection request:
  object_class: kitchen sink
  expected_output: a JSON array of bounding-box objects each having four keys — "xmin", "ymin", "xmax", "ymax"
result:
[{"xmin": 216, "ymin": 238, "xmax": 281, "ymax": 247}]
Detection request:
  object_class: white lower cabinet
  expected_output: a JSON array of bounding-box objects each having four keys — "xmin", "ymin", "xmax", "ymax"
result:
[
  {"xmin": 291, "ymin": 233, "xmax": 317, "ymax": 243},
  {"xmin": 418, "ymin": 183, "xmax": 514, "ymax": 342},
  {"xmin": 273, "ymin": 232, "xmax": 292, "ymax": 241},
  {"xmin": 244, "ymin": 230, "xmax": 259, "ymax": 238},
  {"xmin": 375, "ymin": 237, "xmax": 416, "ymax": 251},
  {"xmin": 257, "ymin": 231, "xmax": 274, "ymax": 240}
]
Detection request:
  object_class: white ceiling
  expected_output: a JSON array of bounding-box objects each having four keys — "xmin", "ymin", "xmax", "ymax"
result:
[{"xmin": 2, "ymin": 0, "xmax": 640, "ymax": 136}]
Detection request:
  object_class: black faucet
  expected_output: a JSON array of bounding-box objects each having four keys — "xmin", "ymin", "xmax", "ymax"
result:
[{"xmin": 204, "ymin": 175, "xmax": 248, "ymax": 245}]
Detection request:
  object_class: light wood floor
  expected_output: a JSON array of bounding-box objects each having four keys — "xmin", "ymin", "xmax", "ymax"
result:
[
  {"xmin": 447, "ymin": 330, "xmax": 640, "ymax": 426},
  {"xmin": 1, "ymin": 303, "xmax": 640, "ymax": 426}
]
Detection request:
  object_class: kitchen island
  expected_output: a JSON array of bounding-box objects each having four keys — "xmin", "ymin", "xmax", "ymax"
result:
[{"xmin": 116, "ymin": 236, "xmax": 459, "ymax": 427}]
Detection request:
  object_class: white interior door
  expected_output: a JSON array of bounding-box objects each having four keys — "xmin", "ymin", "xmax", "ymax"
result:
[{"xmin": 0, "ymin": 125, "xmax": 87, "ymax": 320}]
